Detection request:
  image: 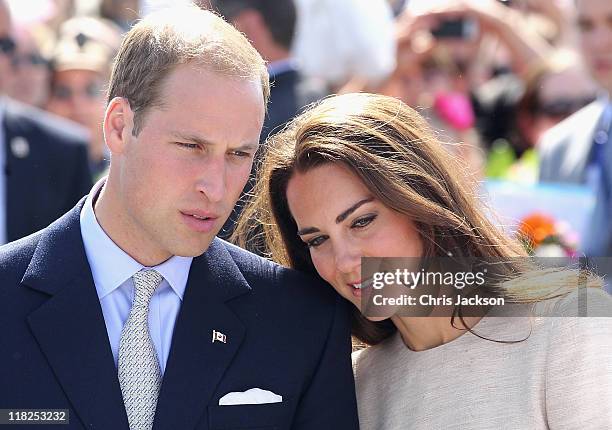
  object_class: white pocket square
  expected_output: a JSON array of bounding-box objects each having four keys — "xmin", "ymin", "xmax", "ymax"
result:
[{"xmin": 218, "ymin": 388, "xmax": 283, "ymax": 406}]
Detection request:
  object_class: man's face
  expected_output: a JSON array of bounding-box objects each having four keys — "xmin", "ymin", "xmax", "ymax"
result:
[
  {"xmin": 9, "ymin": 30, "xmax": 50, "ymax": 107},
  {"xmin": 47, "ymin": 69, "xmax": 106, "ymax": 132},
  {"xmin": 0, "ymin": 3, "xmax": 15, "ymax": 93},
  {"xmin": 577, "ymin": 0, "xmax": 612, "ymax": 94},
  {"xmin": 114, "ymin": 64, "xmax": 264, "ymax": 263}
]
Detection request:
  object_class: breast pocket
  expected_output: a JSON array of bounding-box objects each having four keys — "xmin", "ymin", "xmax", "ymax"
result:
[{"xmin": 208, "ymin": 399, "xmax": 295, "ymax": 430}]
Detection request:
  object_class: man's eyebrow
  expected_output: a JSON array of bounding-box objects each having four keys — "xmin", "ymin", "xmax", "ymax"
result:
[
  {"xmin": 170, "ymin": 131, "xmax": 211, "ymax": 146},
  {"xmin": 296, "ymin": 197, "xmax": 375, "ymax": 236},
  {"xmin": 170, "ymin": 131, "xmax": 258, "ymax": 151},
  {"xmin": 335, "ymin": 198, "xmax": 374, "ymax": 223}
]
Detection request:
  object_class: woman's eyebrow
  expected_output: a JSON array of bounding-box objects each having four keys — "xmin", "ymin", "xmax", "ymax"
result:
[
  {"xmin": 336, "ymin": 197, "xmax": 374, "ymax": 223},
  {"xmin": 297, "ymin": 197, "xmax": 374, "ymax": 236},
  {"xmin": 297, "ymin": 226, "xmax": 319, "ymax": 236}
]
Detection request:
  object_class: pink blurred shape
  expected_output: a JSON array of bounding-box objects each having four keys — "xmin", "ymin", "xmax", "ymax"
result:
[{"xmin": 433, "ymin": 91, "xmax": 475, "ymax": 131}]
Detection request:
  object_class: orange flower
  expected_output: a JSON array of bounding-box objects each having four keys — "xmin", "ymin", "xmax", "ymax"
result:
[{"xmin": 518, "ymin": 213, "xmax": 557, "ymax": 248}]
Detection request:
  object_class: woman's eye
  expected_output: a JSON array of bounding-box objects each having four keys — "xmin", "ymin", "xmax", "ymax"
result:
[
  {"xmin": 306, "ymin": 236, "xmax": 327, "ymax": 248},
  {"xmin": 351, "ymin": 214, "xmax": 376, "ymax": 228}
]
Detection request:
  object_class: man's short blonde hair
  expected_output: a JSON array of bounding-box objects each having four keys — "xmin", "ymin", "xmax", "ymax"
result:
[{"xmin": 107, "ymin": 5, "xmax": 270, "ymax": 135}]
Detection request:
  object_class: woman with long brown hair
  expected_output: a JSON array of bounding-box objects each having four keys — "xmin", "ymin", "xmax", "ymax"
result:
[{"xmin": 234, "ymin": 93, "xmax": 612, "ymax": 429}]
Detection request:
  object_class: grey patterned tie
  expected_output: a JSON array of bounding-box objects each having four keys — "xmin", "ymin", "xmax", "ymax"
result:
[{"xmin": 118, "ymin": 269, "xmax": 163, "ymax": 430}]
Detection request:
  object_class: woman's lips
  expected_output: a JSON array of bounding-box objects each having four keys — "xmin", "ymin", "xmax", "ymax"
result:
[{"xmin": 348, "ymin": 278, "xmax": 374, "ymax": 298}]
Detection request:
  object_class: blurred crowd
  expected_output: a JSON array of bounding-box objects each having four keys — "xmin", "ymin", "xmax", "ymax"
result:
[{"xmin": 0, "ymin": 0, "xmax": 611, "ymax": 256}]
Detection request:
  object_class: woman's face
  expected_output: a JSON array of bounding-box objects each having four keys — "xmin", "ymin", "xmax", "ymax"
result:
[{"xmin": 286, "ymin": 163, "xmax": 423, "ymax": 316}]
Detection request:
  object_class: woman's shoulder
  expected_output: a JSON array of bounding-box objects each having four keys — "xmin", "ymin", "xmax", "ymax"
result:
[
  {"xmin": 488, "ymin": 286, "xmax": 612, "ymax": 319},
  {"xmin": 351, "ymin": 334, "xmax": 402, "ymax": 374},
  {"xmin": 351, "ymin": 343, "xmax": 382, "ymax": 371},
  {"xmin": 544, "ymin": 288, "xmax": 612, "ymax": 342},
  {"xmin": 541, "ymin": 289, "xmax": 612, "ymax": 425},
  {"xmin": 533, "ymin": 287, "xmax": 612, "ymax": 317}
]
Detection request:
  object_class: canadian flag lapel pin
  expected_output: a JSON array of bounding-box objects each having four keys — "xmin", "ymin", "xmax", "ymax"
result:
[{"xmin": 212, "ymin": 330, "xmax": 227, "ymax": 344}]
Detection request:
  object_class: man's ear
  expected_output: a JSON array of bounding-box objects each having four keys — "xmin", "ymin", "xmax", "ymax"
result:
[{"xmin": 103, "ymin": 97, "xmax": 135, "ymax": 155}]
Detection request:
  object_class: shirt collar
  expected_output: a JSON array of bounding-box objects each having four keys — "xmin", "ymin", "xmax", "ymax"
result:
[
  {"xmin": 0, "ymin": 96, "xmax": 7, "ymax": 139},
  {"xmin": 80, "ymin": 178, "xmax": 193, "ymax": 300},
  {"xmin": 0, "ymin": 96, "xmax": 6, "ymax": 123},
  {"xmin": 0, "ymin": 97, "xmax": 5, "ymax": 147},
  {"xmin": 267, "ymin": 58, "xmax": 296, "ymax": 78}
]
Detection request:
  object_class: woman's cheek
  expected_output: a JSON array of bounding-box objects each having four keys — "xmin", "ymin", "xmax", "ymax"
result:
[{"xmin": 311, "ymin": 253, "xmax": 335, "ymax": 286}]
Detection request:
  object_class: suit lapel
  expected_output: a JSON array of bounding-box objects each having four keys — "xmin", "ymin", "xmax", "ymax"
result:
[
  {"xmin": 154, "ymin": 239, "xmax": 250, "ymax": 430},
  {"xmin": 22, "ymin": 202, "xmax": 129, "ymax": 429}
]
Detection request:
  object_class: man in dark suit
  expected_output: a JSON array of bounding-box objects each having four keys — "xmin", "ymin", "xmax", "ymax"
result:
[
  {"xmin": 2, "ymin": 99, "xmax": 92, "ymax": 243},
  {"xmin": 0, "ymin": 5, "xmax": 358, "ymax": 430},
  {"xmin": 212, "ymin": 0, "xmax": 312, "ymax": 138},
  {"xmin": 213, "ymin": 0, "xmax": 325, "ymax": 240},
  {"xmin": 538, "ymin": 0, "xmax": 612, "ymax": 257},
  {"xmin": 0, "ymin": 1, "xmax": 92, "ymax": 244}
]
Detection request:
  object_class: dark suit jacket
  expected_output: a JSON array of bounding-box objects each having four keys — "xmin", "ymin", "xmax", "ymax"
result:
[
  {"xmin": 264, "ymin": 68, "xmax": 301, "ymax": 139},
  {"xmin": 3, "ymin": 98, "xmax": 92, "ymax": 243},
  {"xmin": 0, "ymin": 198, "xmax": 359, "ymax": 429}
]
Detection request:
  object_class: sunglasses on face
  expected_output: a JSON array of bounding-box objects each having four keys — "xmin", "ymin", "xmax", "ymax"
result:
[
  {"xmin": 536, "ymin": 96, "xmax": 596, "ymax": 119},
  {"xmin": 51, "ymin": 81, "xmax": 103, "ymax": 101},
  {"xmin": 0, "ymin": 35, "xmax": 16, "ymax": 55},
  {"xmin": 12, "ymin": 52, "xmax": 48, "ymax": 68}
]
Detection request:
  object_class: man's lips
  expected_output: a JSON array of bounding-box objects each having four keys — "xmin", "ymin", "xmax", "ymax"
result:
[
  {"xmin": 182, "ymin": 209, "xmax": 218, "ymax": 219},
  {"xmin": 180, "ymin": 210, "xmax": 219, "ymax": 233}
]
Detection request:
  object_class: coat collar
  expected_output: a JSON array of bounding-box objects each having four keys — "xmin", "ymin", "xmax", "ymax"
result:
[
  {"xmin": 21, "ymin": 199, "xmax": 252, "ymax": 429},
  {"xmin": 154, "ymin": 238, "xmax": 251, "ymax": 429},
  {"xmin": 21, "ymin": 197, "xmax": 89, "ymax": 294},
  {"xmin": 22, "ymin": 199, "xmax": 130, "ymax": 428},
  {"xmin": 560, "ymin": 99, "xmax": 607, "ymax": 181}
]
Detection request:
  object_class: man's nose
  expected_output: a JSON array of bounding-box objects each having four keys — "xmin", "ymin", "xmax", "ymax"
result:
[{"xmin": 196, "ymin": 156, "xmax": 227, "ymax": 203}]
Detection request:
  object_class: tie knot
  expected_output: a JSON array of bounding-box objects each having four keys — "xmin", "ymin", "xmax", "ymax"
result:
[{"xmin": 132, "ymin": 269, "xmax": 163, "ymax": 306}]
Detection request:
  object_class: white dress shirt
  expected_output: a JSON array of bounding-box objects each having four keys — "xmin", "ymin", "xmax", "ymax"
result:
[{"xmin": 80, "ymin": 180, "xmax": 193, "ymax": 374}]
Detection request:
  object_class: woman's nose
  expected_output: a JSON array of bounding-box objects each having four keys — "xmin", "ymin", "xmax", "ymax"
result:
[{"xmin": 334, "ymin": 241, "xmax": 361, "ymax": 276}]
